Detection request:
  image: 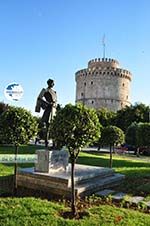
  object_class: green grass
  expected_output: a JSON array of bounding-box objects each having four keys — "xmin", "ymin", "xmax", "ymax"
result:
[
  {"xmin": 0, "ymin": 144, "xmax": 42, "ymax": 176},
  {"xmin": 0, "ymin": 163, "xmax": 34, "ymax": 177},
  {"xmin": 77, "ymin": 152, "xmax": 150, "ymax": 169},
  {"xmin": 0, "ymin": 164, "xmax": 14, "ymax": 177},
  {"xmin": 0, "ymin": 197, "xmax": 150, "ymax": 226},
  {"xmin": 0, "ymin": 147, "xmax": 150, "ymax": 225},
  {"xmin": 0, "ymin": 144, "xmax": 44, "ymax": 155},
  {"xmin": 77, "ymin": 152, "xmax": 150, "ymax": 196},
  {"xmin": 0, "ymin": 146, "xmax": 150, "ymax": 195}
]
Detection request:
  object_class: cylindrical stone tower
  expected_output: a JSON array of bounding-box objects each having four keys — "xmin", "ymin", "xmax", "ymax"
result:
[{"xmin": 75, "ymin": 58, "xmax": 132, "ymax": 112}]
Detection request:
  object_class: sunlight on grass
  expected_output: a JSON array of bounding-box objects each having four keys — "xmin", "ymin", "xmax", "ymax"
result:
[
  {"xmin": 0, "ymin": 164, "xmax": 14, "ymax": 177},
  {"xmin": 77, "ymin": 152, "xmax": 150, "ymax": 169}
]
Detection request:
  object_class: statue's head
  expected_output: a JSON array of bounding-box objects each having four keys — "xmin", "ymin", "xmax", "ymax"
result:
[{"xmin": 47, "ymin": 79, "xmax": 54, "ymax": 88}]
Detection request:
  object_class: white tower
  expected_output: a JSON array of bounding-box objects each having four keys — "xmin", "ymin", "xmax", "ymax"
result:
[{"xmin": 75, "ymin": 58, "xmax": 132, "ymax": 112}]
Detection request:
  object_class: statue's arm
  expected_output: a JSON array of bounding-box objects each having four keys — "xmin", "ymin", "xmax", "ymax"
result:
[
  {"xmin": 37, "ymin": 88, "xmax": 45, "ymax": 100},
  {"xmin": 35, "ymin": 88, "xmax": 48, "ymax": 112}
]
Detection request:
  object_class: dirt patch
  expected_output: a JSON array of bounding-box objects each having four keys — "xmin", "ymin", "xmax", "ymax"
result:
[{"xmin": 60, "ymin": 210, "xmax": 89, "ymax": 220}]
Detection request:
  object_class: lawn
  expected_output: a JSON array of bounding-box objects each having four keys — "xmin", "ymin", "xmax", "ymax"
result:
[
  {"xmin": 0, "ymin": 145, "xmax": 150, "ymax": 225},
  {"xmin": 77, "ymin": 152, "xmax": 150, "ymax": 196},
  {"xmin": 0, "ymin": 144, "xmax": 43, "ymax": 176},
  {"xmin": 0, "ymin": 197, "xmax": 150, "ymax": 226},
  {"xmin": 0, "ymin": 145, "xmax": 150, "ymax": 196},
  {"xmin": 0, "ymin": 144, "xmax": 44, "ymax": 155}
]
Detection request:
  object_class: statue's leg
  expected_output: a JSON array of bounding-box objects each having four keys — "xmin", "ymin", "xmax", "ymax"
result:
[
  {"xmin": 41, "ymin": 106, "xmax": 51, "ymax": 148},
  {"xmin": 45, "ymin": 122, "xmax": 50, "ymax": 148}
]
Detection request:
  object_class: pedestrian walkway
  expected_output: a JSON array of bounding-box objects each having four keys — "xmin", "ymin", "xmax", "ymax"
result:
[{"xmin": 95, "ymin": 189, "xmax": 150, "ymax": 208}]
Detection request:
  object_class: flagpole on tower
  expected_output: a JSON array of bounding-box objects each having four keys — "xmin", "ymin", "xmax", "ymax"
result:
[{"xmin": 102, "ymin": 34, "xmax": 106, "ymax": 59}]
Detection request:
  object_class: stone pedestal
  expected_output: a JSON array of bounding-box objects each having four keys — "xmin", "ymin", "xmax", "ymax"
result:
[
  {"xmin": 35, "ymin": 149, "xmax": 69, "ymax": 173},
  {"xmin": 35, "ymin": 150, "xmax": 49, "ymax": 173},
  {"xmin": 18, "ymin": 164, "xmax": 125, "ymax": 198}
]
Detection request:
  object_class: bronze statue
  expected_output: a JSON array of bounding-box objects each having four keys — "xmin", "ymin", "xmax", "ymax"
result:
[{"xmin": 35, "ymin": 79, "xmax": 57, "ymax": 147}]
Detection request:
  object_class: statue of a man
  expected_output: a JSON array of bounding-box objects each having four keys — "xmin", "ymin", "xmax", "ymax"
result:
[{"xmin": 35, "ymin": 79, "xmax": 57, "ymax": 147}]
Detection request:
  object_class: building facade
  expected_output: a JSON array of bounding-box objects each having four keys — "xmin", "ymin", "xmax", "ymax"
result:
[{"xmin": 75, "ymin": 58, "xmax": 132, "ymax": 112}]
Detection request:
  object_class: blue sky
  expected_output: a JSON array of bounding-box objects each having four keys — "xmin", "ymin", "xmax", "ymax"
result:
[{"xmin": 0, "ymin": 0, "xmax": 150, "ymax": 114}]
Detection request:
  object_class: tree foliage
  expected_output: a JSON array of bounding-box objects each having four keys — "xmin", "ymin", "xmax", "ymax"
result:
[
  {"xmin": 50, "ymin": 103, "xmax": 101, "ymax": 150},
  {"xmin": 100, "ymin": 126, "xmax": 125, "ymax": 147},
  {"xmin": 136, "ymin": 123, "xmax": 150, "ymax": 147},
  {"xmin": 0, "ymin": 102, "xmax": 8, "ymax": 115},
  {"xmin": 100, "ymin": 126, "xmax": 125, "ymax": 168},
  {"xmin": 96, "ymin": 107, "xmax": 116, "ymax": 127},
  {"xmin": 0, "ymin": 106, "xmax": 38, "ymax": 145},
  {"xmin": 125, "ymin": 122, "xmax": 138, "ymax": 147},
  {"xmin": 114, "ymin": 103, "xmax": 150, "ymax": 132}
]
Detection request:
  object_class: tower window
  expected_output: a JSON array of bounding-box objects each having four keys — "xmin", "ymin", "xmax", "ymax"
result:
[
  {"xmin": 122, "ymin": 83, "xmax": 125, "ymax": 87},
  {"xmin": 81, "ymin": 92, "xmax": 84, "ymax": 96},
  {"xmin": 84, "ymin": 82, "xmax": 86, "ymax": 86},
  {"xmin": 91, "ymin": 100, "xmax": 94, "ymax": 104},
  {"xmin": 91, "ymin": 81, "xmax": 93, "ymax": 85}
]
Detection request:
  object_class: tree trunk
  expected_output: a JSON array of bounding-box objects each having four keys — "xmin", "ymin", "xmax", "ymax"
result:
[
  {"xmin": 70, "ymin": 153, "xmax": 77, "ymax": 217},
  {"xmin": 109, "ymin": 144, "xmax": 113, "ymax": 168},
  {"xmin": 14, "ymin": 145, "xmax": 18, "ymax": 194},
  {"xmin": 136, "ymin": 147, "xmax": 140, "ymax": 157}
]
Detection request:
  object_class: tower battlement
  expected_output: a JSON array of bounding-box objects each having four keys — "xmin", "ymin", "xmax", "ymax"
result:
[{"xmin": 88, "ymin": 58, "xmax": 119, "ymax": 68}]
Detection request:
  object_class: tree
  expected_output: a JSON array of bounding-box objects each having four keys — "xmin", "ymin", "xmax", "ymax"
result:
[
  {"xmin": 0, "ymin": 106, "xmax": 38, "ymax": 192},
  {"xmin": 125, "ymin": 122, "xmax": 138, "ymax": 148},
  {"xmin": 0, "ymin": 102, "xmax": 9, "ymax": 144},
  {"xmin": 114, "ymin": 103, "xmax": 150, "ymax": 132},
  {"xmin": 126, "ymin": 122, "xmax": 150, "ymax": 156},
  {"xmin": 50, "ymin": 103, "xmax": 101, "ymax": 216},
  {"xmin": 96, "ymin": 107, "xmax": 116, "ymax": 127},
  {"xmin": 0, "ymin": 102, "xmax": 8, "ymax": 115},
  {"xmin": 137, "ymin": 123, "xmax": 150, "ymax": 156},
  {"xmin": 100, "ymin": 126, "xmax": 125, "ymax": 168},
  {"xmin": 137, "ymin": 123, "xmax": 150, "ymax": 147},
  {"xmin": 0, "ymin": 106, "xmax": 38, "ymax": 145}
]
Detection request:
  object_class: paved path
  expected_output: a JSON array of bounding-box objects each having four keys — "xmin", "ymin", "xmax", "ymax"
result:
[{"xmin": 95, "ymin": 189, "xmax": 150, "ymax": 208}]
